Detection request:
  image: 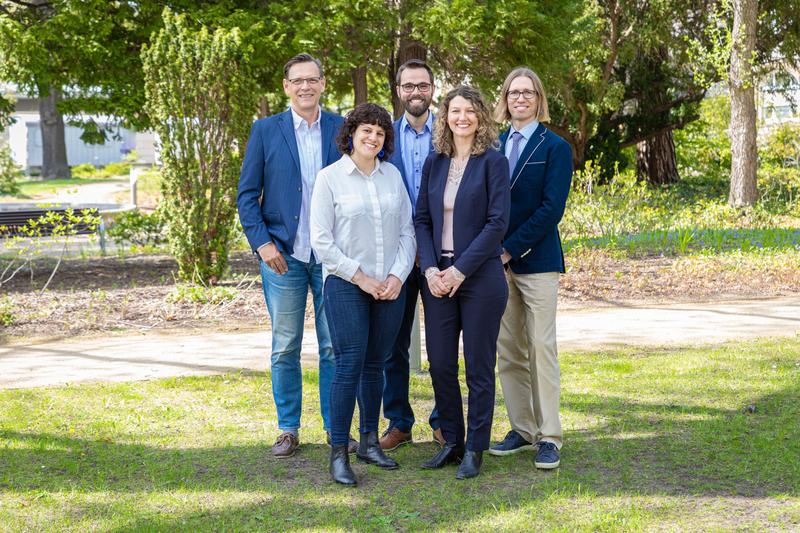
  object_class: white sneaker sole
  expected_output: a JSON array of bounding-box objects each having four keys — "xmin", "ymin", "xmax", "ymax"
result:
[
  {"xmin": 534, "ymin": 459, "xmax": 560, "ymax": 469},
  {"xmin": 487, "ymin": 443, "xmax": 536, "ymax": 456}
]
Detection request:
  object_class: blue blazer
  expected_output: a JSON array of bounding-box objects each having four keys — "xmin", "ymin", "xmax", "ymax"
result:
[
  {"xmin": 414, "ymin": 149, "xmax": 510, "ymax": 278},
  {"xmin": 237, "ymin": 109, "xmax": 344, "ymax": 254},
  {"xmin": 388, "ymin": 115, "xmax": 435, "ymax": 207},
  {"xmin": 500, "ymin": 123, "xmax": 573, "ymax": 274}
]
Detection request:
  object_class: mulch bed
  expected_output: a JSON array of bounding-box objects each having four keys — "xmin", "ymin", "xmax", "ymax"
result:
[{"xmin": 2, "ymin": 250, "xmax": 799, "ymax": 341}]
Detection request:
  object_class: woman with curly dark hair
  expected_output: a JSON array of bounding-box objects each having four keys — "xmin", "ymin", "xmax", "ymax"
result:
[
  {"xmin": 415, "ymin": 86, "xmax": 510, "ymax": 479},
  {"xmin": 310, "ymin": 102, "xmax": 415, "ymax": 486}
]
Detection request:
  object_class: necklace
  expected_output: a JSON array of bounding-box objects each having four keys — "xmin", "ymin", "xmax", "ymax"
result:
[{"xmin": 447, "ymin": 154, "xmax": 469, "ymax": 185}]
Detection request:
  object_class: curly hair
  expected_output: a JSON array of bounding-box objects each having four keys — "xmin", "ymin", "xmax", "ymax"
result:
[
  {"xmin": 433, "ymin": 85, "xmax": 498, "ymax": 157},
  {"xmin": 335, "ymin": 103, "xmax": 394, "ymax": 162}
]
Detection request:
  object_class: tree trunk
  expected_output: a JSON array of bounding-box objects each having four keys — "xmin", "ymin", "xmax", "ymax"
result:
[
  {"xmin": 38, "ymin": 86, "xmax": 71, "ymax": 180},
  {"xmin": 729, "ymin": 0, "xmax": 758, "ymax": 207},
  {"xmin": 636, "ymin": 130, "xmax": 679, "ymax": 185},
  {"xmin": 352, "ymin": 66, "xmax": 368, "ymax": 106},
  {"xmin": 258, "ymin": 96, "xmax": 270, "ymax": 119},
  {"xmin": 389, "ymin": 37, "xmax": 426, "ymax": 119}
]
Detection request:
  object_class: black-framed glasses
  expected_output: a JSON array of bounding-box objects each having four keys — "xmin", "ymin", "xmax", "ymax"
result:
[
  {"xmin": 400, "ymin": 82, "xmax": 432, "ymax": 93},
  {"xmin": 287, "ymin": 76, "xmax": 323, "ymax": 87},
  {"xmin": 507, "ymin": 89, "xmax": 537, "ymax": 100}
]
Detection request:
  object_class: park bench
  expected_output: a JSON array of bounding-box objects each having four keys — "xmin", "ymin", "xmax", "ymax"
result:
[{"xmin": 0, "ymin": 207, "xmax": 101, "ymax": 237}]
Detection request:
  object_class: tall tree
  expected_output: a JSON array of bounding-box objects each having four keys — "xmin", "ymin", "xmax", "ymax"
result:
[
  {"xmin": 0, "ymin": 1, "xmax": 205, "ymax": 177},
  {"xmin": 0, "ymin": 0, "xmax": 70, "ymax": 178},
  {"xmin": 728, "ymin": 0, "xmax": 758, "ymax": 207}
]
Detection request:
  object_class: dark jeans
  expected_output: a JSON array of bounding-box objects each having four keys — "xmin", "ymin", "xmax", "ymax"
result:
[
  {"xmin": 421, "ymin": 257, "xmax": 508, "ymax": 451},
  {"xmin": 383, "ymin": 265, "xmax": 440, "ymax": 433},
  {"xmin": 324, "ymin": 275, "xmax": 406, "ymax": 446}
]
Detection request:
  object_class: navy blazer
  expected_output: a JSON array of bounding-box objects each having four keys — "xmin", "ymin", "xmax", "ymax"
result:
[
  {"xmin": 237, "ymin": 109, "xmax": 344, "ymax": 254},
  {"xmin": 500, "ymin": 123, "xmax": 573, "ymax": 274},
  {"xmin": 414, "ymin": 149, "xmax": 510, "ymax": 278},
  {"xmin": 388, "ymin": 115, "xmax": 435, "ymax": 207}
]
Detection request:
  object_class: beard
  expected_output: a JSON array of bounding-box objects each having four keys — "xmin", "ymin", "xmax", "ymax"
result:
[{"xmin": 403, "ymin": 97, "xmax": 431, "ymax": 118}]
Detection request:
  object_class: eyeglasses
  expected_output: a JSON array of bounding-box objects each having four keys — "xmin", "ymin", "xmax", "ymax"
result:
[
  {"xmin": 287, "ymin": 76, "xmax": 323, "ymax": 87},
  {"xmin": 507, "ymin": 90, "xmax": 537, "ymax": 101},
  {"xmin": 400, "ymin": 82, "xmax": 432, "ymax": 93}
]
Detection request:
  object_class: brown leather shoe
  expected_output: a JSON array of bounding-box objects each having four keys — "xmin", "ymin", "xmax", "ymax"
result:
[
  {"xmin": 272, "ymin": 431, "xmax": 299, "ymax": 458},
  {"xmin": 327, "ymin": 432, "xmax": 359, "ymax": 454},
  {"xmin": 432, "ymin": 427, "xmax": 446, "ymax": 448},
  {"xmin": 379, "ymin": 427, "xmax": 412, "ymax": 451}
]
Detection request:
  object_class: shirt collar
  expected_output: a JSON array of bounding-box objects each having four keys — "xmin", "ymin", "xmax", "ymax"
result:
[
  {"xmin": 510, "ymin": 119, "xmax": 539, "ymax": 140},
  {"xmin": 400, "ymin": 110, "xmax": 433, "ymax": 135},
  {"xmin": 342, "ymin": 154, "xmax": 384, "ymax": 178},
  {"xmin": 291, "ymin": 106, "xmax": 322, "ymax": 130}
]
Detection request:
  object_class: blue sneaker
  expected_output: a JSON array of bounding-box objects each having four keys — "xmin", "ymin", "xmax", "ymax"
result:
[
  {"xmin": 488, "ymin": 430, "xmax": 535, "ymax": 456},
  {"xmin": 534, "ymin": 441, "xmax": 560, "ymax": 469}
]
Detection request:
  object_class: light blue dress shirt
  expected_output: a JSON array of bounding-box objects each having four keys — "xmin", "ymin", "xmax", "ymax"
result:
[
  {"xmin": 399, "ymin": 111, "xmax": 434, "ymax": 210},
  {"xmin": 504, "ymin": 119, "xmax": 540, "ymax": 162},
  {"xmin": 290, "ymin": 106, "xmax": 323, "ymax": 263}
]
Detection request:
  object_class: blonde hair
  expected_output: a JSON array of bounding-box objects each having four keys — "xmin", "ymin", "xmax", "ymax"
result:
[
  {"xmin": 493, "ymin": 67, "xmax": 550, "ymax": 123},
  {"xmin": 433, "ymin": 85, "xmax": 498, "ymax": 157}
]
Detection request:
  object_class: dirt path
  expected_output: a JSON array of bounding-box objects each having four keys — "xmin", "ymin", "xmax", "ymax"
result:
[
  {"xmin": 2, "ymin": 296, "xmax": 798, "ymax": 389},
  {"xmin": 47, "ymin": 177, "xmax": 130, "ymax": 205}
]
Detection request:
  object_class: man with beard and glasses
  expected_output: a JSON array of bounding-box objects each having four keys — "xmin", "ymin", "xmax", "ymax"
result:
[{"xmin": 379, "ymin": 59, "xmax": 442, "ymax": 452}]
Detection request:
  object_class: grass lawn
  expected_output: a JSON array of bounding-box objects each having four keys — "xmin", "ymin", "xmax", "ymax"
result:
[
  {"xmin": 11, "ymin": 177, "xmax": 120, "ymax": 200},
  {"xmin": 1, "ymin": 337, "xmax": 798, "ymax": 532}
]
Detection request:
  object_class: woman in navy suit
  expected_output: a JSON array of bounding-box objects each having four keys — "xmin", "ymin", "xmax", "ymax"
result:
[{"xmin": 415, "ymin": 85, "xmax": 510, "ymax": 479}]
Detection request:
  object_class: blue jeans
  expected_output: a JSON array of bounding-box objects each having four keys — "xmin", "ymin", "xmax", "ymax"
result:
[
  {"xmin": 260, "ymin": 254, "xmax": 334, "ymax": 432},
  {"xmin": 324, "ymin": 275, "xmax": 406, "ymax": 446},
  {"xmin": 383, "ymin": 266, "xmax": 440, "ymax": 433}
]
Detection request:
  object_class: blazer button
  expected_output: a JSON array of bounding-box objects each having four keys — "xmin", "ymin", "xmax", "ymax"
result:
[
  {"xmin": 297, "ymin": 187, "xmax": 301, "ymax": 191},
  {"xmin": 294, "ymin": 216, "xmax": 299, "ymax": 220}
]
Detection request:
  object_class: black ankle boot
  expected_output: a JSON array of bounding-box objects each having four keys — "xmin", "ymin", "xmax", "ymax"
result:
[
  {"xmin": 330, "ymin": 445, "xmax": 357, "ymax": 485},
  {"xmin": 356, "ymin": 431, "xmax": 399, "ymax": 469},
  {"xmin": 421, "ymin": 442, "xmax": 464, "ymax": 469},
  {"xmin": 456, "ymin": 450, "xmax": 482, "ymax": 479}
]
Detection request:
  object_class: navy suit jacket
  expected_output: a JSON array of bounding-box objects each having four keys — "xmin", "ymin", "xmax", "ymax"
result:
[
  {"xmin": 500, "ymin": 122, "xmax": 573, "ymax": 274},
  {"xmin": 237, "ymin": 109, "xmax": 344, "ymax": 255},
  {"xmin": 388, "ymin": 115, "xmax": 435, "ymax": 207},
  {"xmin": 414, "ymin": 149, "xmax": 510, "ymax": 278}
]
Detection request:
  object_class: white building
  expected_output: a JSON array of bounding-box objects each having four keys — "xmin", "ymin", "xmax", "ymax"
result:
[
  {"xmin": 1, "ymin": 84, "xmax": 156, "ymax": 173},
  {"xmin": 759, "ymin": 69, "xmax": 800, "ymax": 130}
]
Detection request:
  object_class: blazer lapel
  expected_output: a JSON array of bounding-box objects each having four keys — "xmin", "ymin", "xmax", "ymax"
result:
[
  {"xmin": 511, "ymin": 123, "xmax": 547, "ymax": 189},
  {"xmin": 430, "ymin": 156, "xmax": 448, "ymax": 225},
  {"xmin": 499, "ymin": 130, "xmax": 509, "ymax": 154},
  {"xmin": 278, "ymin": 111, "xmax": 301, "ymax": 172},
  {"xmin": 320, "ymin": 112, "xmax": 334, "ymax": 165}
]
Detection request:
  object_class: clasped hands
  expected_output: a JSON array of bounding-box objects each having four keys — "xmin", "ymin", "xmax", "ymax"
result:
[
  {"xmin": 426, "ymin": 266, "xmax": 463, "ymax": 298},
  {"xmin": 352, "ymin": 270, "xmax": 402, "ymax": 300}
]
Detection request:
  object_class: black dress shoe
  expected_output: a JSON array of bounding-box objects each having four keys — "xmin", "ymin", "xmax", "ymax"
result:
[
  {"xmin": 421, "ymin": 442, "xmax": 464, "ymax": 469},
  {"xmin": 456, "ymin": 450, "xmax": 482, "ymax": 479},
  {"xmin": 330, "ymin": 445, "xmax": 357, "ymax": 486},
  {"xmin": 356, "ymin": 431, "xmax": 399, "ymax": 469}
]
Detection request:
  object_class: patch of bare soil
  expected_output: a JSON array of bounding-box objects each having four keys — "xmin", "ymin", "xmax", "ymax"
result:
[{"xmin": 2, "ymin": 249, "xmax": 799, "ymax": 341}]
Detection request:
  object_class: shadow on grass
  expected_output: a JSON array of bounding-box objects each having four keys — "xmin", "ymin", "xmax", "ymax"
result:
[{"xmin": 0, "ymin": 377, "xmax": 797, "ymax": 530}]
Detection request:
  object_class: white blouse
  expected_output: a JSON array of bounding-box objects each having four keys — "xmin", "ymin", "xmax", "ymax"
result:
[{"xmin": 310, "ymin": 155, "xmax": 415, "ymax": 284}]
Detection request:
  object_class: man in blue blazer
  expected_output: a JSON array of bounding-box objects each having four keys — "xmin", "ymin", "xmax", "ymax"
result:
[
  {"xmin": 380, "ymin": 59, "xmax": 442, "ymax": 451},
  {"xmin": 237, "ymin": 53, "xmax": 345, "ymax": 458},
  {"xmin": 488, "ymin": 68, "xmax": 573, "ymax": 470}
]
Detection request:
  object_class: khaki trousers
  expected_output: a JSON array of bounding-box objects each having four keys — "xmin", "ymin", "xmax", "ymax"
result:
[{"xmin": 497, "ymin": 270, "xmax": 562, "ymax": 449}]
